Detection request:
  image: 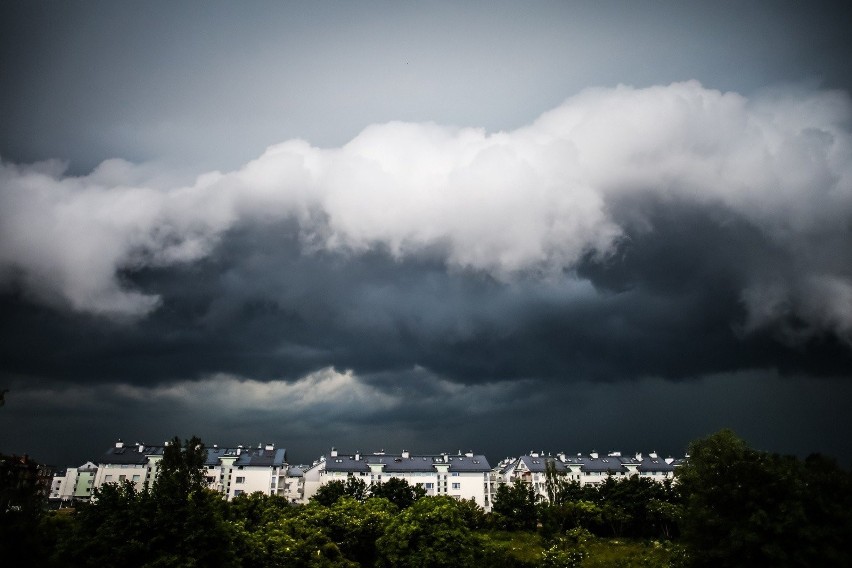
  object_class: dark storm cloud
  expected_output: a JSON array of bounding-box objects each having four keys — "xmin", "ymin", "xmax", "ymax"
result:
[{"xmin": 2, "ymin": 202, "xmax": 848, "ymax": 396}]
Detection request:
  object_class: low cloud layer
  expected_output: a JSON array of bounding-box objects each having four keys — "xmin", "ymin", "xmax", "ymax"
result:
[{"xmin": 2, "ymin": 81, "xmax": 851, "ymax": 347}]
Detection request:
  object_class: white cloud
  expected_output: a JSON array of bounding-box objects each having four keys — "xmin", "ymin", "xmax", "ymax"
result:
[{"xmin": 1, "ymin": 81, "xmax": 850, "ymax": 338}]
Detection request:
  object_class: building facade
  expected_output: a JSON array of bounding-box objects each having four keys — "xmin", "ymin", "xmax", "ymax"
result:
[
  {"xmin": 303, "ymin": 448, "xmax": 493, "ymax": 510},
  {"xmin": 495, "ymin": 450, "xmax": 683, "ymax": 502},
  {"xmin": 50, "ymin": 440, "xmax": 683, "ymax": 509}
]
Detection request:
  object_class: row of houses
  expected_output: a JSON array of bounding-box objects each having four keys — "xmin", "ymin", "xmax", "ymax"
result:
[{"xmin": 50, "ymin": 439, "xmax": 683, "ymax": 511}]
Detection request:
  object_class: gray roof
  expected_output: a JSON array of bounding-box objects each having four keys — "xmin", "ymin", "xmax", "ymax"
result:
[
  {"xmin": 324, "ymin": 452, "xmax": 491, "ymax": 473},
  {"xmin": 100, "ymin": 443, "xmax": 286, "ymax": 468},
  {"xmin": 637, "ymin": 457, "xmax": 677, "ymax": 472},
  {"xmin": 99, "ymin": 444, "xmax": 165, "ymax": 465},
  {"xmin": 234, "ymin": 448, "xmax": 287, "ymax": 467},
  {"xmin": 516, "ymin": 456, "xmax": 567, "ymax": 473}
]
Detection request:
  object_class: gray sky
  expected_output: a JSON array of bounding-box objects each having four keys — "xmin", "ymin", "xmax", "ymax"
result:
[{"xmin": 2, "ymin": 1, "xmax": 852, "ymax": 468}]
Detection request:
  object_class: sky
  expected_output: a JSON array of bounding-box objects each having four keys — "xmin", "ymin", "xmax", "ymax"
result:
[{"xmin": 2, "ymin": 1, "xmax": 852, "ymax": 469}]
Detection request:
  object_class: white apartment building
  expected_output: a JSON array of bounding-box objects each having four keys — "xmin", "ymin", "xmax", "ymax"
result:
[
  {"xmin": 496, "ymin": 450, "xmax": 683, "ymax": 502},
  {"xmin": 49, "ymin": 461, "xmax": 98, "ymax": 505},
  {"xmin": 53, "ymin": 440, "xmax": 681, "ymax": 508},
  {"xmin": 80, "ymin": 439, "xmax": 290, "ymax": 501},
  {"xmin": 303, "ymin": 448, "xmax": 493, "ymax": 510}
]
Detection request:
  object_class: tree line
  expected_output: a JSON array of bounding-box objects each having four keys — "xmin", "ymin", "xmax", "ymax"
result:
[{"xmin": 1, "ymin": 430, "xmax": 850, "ymax": 566}]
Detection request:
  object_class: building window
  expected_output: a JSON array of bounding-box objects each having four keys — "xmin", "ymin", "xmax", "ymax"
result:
[
  {"xmin": 132, "ymin": 475, "xmax": 140, "ymax": 482},
  {"xmin": 425, "ymin": 483, "xmax": 434, "ymax": 489},
  {"xmin": 119, "ymin": 475, "xmax": 126, "ymax": 481},
  {"xmin": 234, "ymin": 490, "xmax": 244, "ymax": 496},
  {"xmin": 235, "ymin": 477, "xmax": 245, "ymax": 483},
  {"xmin": 451, "ymin": 472, "xmax": 459, "ymax": 477},
  {"xmin": 105, "ymin": 475, "xmax": 113, "ymax": 482},
  {"xmin": 452, "ymin": 483, "xmax": 460, "ymax": 490}
]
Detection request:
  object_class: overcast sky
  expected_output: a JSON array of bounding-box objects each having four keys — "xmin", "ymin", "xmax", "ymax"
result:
[{"xmin": 2, "ymin": 1, "xmax": 852, "ymax": 468}]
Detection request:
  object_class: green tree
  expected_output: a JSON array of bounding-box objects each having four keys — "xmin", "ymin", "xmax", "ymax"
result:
[
  {"xmin": 376, "ymin": 496, "xmax": 480, "ymax": 568},
  {"xmin": 299, "ymin": 496, "xmax": 398, "ymax": 565},
  {"xmin": 310, "ymin": 477, "xmax": 368, "ymax": 506},
  {"xmin": 57, "ymin": 435, "xmax": 237, "ymax": 568},
  {"xmin": 490, "ymin": 480, "xmax": 537, "ymax": 531},
  {"xmin": 369, "ymin": 476, "xmax": 426, "ymax": 509},
  {"xmin": 678, "ymin": 429, "xmax": 852, "ymax": 566}
]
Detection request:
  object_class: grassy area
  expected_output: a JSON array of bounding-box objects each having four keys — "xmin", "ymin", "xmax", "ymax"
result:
[
  {"xmin": 583, "ymin": 538, "xmax": 685, "ymax": 567},
  {"xmin": 480, "ymin": 530, "xmax": 686, "ymax": 567},
  {"xmin": 483, "ymin": 530, "xmax": 544, "ymax": 565}
]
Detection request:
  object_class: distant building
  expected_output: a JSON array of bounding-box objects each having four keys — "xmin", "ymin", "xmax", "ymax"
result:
[
  {"xmin": 495, "ymin": 450, "xmax": 683, "ymax": 502},
  {"xmin": 49, "ymin": 461, "xmax": 98, "ymax": 506},
  {"xmin": 83, "ymin": 439, "xmax": 290, "ymax": 501},
  {"xmin": 1, "ymin": 453, "xmax": 53, "ymax": 511},
  {"xmin": 303, "ymin": 448, "xmax": 493, "ymax": 510},
  {"xmin": 52, "ymin": 439, "xmax": 683, "ymax": 508}
]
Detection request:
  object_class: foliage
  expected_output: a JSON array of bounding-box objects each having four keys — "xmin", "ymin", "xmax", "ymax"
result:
[
  {"xmin": 300, "ymin": 497, "xmax": 398, "ymax": 565},
  {"xmin": 540, "ymin": 527, "xmax": 591, "ymax": 568},
  {"xmin": 368, "ymin": 476, "xmax": 426, "ymax": 509},
  {"xmin": 54, "ymin": 435, "xmax": 237, "ymax": 567},
  {"xmin": 0, "ymin": 453, "xmax": 50, "ymax": 561},
  {"xmin": 678, "ymin": 429, "xmax": 852, "ymax": 566},
  {"xmin": 375, "ymin": 495, "xmax": 480, "ymax": 567},
  {"xmin": 310, "ymin": 477, "xmax": 368, "ymax": 506},
  {"xmin": 491, "ymin": 479, "xmax": 538, "ymax": 530}
]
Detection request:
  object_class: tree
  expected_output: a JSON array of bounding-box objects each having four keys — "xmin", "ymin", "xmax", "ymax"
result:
[
  {"xmin": 678, "ymin": 429, "xmax": 852, "ymax": 566},
  {"xmin": 376, "ymin": 496, "xmax": 480, "ymax": 568},
  {"xmin": 299, "ymin": 496, "xmax": 398, "ymax": 566},
  {"xmin": 369, "ymin": 476, "xmax": 426, "ymax": 509},
  {"xmin": 0, "ymin": 453, "xmax": 58, "ymax": 565},
  {"xmin": 490, "ymin": 480, "xmax": 537, "ymax": 530},
  {"xmin": 310, "ymin": 477, "xmax": 368, "ymax": 506},
  {"xmin": 57, "ymin": 435, "xmax": 237, "ymax": 568}
]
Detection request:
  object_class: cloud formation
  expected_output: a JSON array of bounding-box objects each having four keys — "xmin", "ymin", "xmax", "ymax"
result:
[{"xmin": 1, "ymin": 81, "xmax": 851, "ymax": 344}]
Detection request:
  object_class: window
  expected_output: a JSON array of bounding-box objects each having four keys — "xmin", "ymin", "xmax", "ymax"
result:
[
  {"xmin": 105, "ymin": 475, "xmax": 113, "ymax": 482},
  {"xmin": 452, "ymin": 483, "xmax": 460, "ymax": 490},
  {"xmin": 234, "ymin": 490, "xmax": 244, "ymax": 496},
  {"xmin": 451, "ymin": 472, "xmax": 459, "ymax": 476},
  {"xmin": 235, "ymin": 476, "xmax": 245, "ymax": 483},
  {"xmin": 425, "ymin": 483, "xmax": 434, "ymax": 489},
  {"xmin": 132, "ymin": 475, "xmax": 141, "ymax": 482}
]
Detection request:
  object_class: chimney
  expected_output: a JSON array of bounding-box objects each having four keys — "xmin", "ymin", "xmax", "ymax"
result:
[
  {"xmin": 330, "ymin": 447, "xmax": 338, "ymax": 458},
  {"xmin": 138, "ymin": 444, "xmax": 144, "ymax": 453},
  {"xmin": 115, "ymin": 439, "xmax": 124, "ymax": 449},
  {"xmin": 354, "ymin": 451, "xmax": 360, "ymax": 461},
  {"xmin": 443, "ymin": 453, "xmax": 448, "ymax": 463},
  {"xmin": 635, "ymin": 452, "xmax": 643, "ymax": 461},
  {"xmin": 649, "ymin": 451, "xmax": 658, "ymax": 459},
  {"xmin": 265, "ymin": 443, "xmax": 274, "ymax": 451},
  {"xmin": 401, "ymin": 450, "xmax": 410, "ymax": 459},
  {"xmin": 590, "ymin": 451, "xmax": 598, "ymax": 459},
  {"xmin": 465, "ymin": 451, "xmax": 473, "ymax": 458},
  {"xmin": 665, "ymin": 457, "xmax": 674, "ymax": 464}
]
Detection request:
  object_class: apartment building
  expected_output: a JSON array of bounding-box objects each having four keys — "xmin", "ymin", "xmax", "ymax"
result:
[
  {"xmin": 495, "ymin": 450, "xmax": 683, "ymax": 502},
  {"xmin": 303, "ymin": 448, "xmax": 493, "ymax": 510}
]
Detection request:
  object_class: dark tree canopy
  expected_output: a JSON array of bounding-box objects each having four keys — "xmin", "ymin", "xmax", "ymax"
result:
[
  {"xmin": 368, "ymin": 476, "xmax": 426, "ymax": 509},
  {"xmin": 678, "ymin": 429, "xmax": 852, "ymax": 567}
]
